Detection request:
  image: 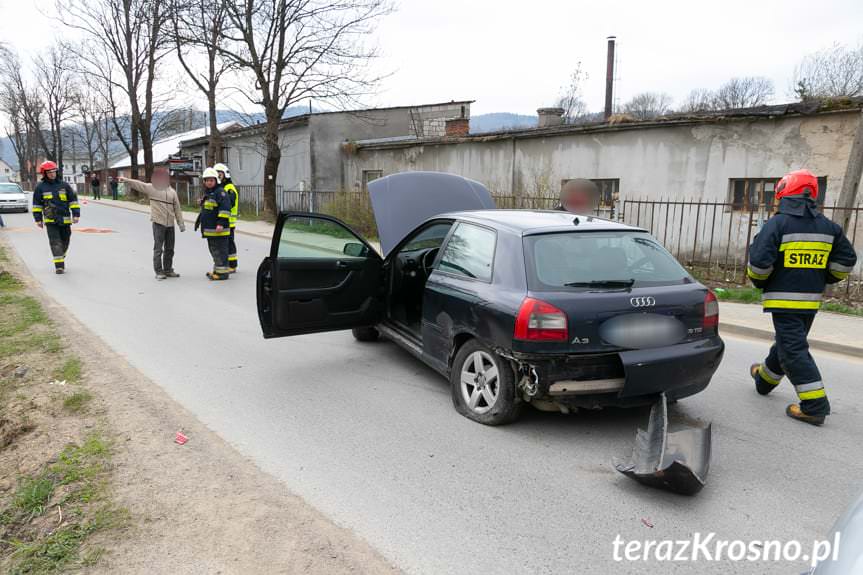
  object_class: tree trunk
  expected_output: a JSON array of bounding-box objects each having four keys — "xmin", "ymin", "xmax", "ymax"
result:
[
  {"xmin": 263, "ymin": 115, "xmax": 281, "ymax": 220},
  {"xmin": 207, "ymin": 93, "xmax": 222, "ymax": 165},
  {"xmin": 837, "ymin": 109, "xmax": 863, "ymax": 231}
]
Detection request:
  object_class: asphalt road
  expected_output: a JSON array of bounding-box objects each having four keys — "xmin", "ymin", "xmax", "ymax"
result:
[{"xmin": 3, "ymin": 202, "xmax": 863, "ymax": 575}]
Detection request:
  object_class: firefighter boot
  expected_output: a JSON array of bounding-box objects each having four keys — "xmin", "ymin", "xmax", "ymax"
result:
[
  {"xmin": 786, "ymin": 404, "xmax": 826, "ymax": 426},
  {"xmin": 750, "ymin": 364, "xmax": 778, "ymax": 396}
]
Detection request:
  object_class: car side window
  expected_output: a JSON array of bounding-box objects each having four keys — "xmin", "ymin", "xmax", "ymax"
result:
[
  {"xmin": 277, "ymin": 215, "xmax": 373, "ymax": 260},
  {"xmin": 400, "ymin": 222, "xmax": 453, "ymax": 252},
  {"xmin": 438, "ymin": 223, "xmax": 496, "ymax": 282}
]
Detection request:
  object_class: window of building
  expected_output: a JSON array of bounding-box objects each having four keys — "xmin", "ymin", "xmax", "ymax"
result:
[
  {"xmin": 362, "ymin": 170, "xmax": 383, "ymax": 192},
  {"xmin": 236, "ymin": 148, "xmax": 243, "ymax": 171},
  {"xmin": 729, "ymin": 177, "xmax": 827, "ymax": 211},
  {"xmin": 560, "ymin": 178, "xmax": 620, "ymax": 208},
  {"xmin": 438, "ymin": 222, "xmax": 496, "ymax": 282}
]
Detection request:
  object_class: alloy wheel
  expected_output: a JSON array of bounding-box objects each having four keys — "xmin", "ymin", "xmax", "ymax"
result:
[{"xmin": 459, "ymin": 350, "xmax": 500, "ymax": 414}]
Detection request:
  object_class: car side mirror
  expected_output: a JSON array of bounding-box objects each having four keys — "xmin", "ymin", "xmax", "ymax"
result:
[{"xmin": 343, "ymin": 242, "xmax": 369, "ymax": 258}]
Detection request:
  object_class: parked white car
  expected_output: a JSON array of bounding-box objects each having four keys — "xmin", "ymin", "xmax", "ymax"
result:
[{"xmin": 0, "ymin": 182, "xmax": 28, "ymax": 213}]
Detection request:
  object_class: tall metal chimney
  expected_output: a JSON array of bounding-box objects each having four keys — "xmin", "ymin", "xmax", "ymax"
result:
[{"xmin": 604, "ymin": 36, "xmax": 616, "ymax": 120}]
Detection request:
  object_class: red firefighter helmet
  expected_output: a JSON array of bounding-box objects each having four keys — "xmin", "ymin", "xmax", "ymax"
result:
[
  {"xmin": 775, "ymin": 169, "xmax": 819, "ymax": 201},
  {"xmin": 38, "ymin": 160, "xmax": 58, "ymax": 174}
]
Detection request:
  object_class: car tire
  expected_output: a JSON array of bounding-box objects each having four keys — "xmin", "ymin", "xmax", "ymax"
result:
[
  {"xmin": 352, "ymin": 326, "xmax": 380, "ymax": 342},
  {"xmin": 450, "ymin": 340, "xmax": 522, "ymax": 425}
]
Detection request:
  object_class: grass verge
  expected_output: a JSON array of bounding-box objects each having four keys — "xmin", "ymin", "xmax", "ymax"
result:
[
  {"xmin": 714, "ymin": 286, "xmax": 863, "ymax": 316},
  {"xmin": 0, "ymin": 243, "xmax": 123, "ymax": 573}
]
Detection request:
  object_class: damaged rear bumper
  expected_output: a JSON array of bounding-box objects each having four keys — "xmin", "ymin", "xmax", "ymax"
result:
[{"xmin": 509, "ymin": 336, "xmax": 724, "ymax": 409}]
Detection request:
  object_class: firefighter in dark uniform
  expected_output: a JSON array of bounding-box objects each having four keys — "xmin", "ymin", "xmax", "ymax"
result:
[
  {"xmin": 747, "ymin": 169, "xmax": 857, "ymax": 425},
  {"xmin": 214, "ymin": 162, "xmax": 239, "ymax": 272},
  {"xmin": 198, "ymin": 167, "xmax": 232, "ymax": 281},
  {"xmin": 32, "ymin": 161, "xmax": 80, "ymax": 274}
]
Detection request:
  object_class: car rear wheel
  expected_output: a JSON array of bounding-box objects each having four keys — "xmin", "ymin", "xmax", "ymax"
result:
[
  {"xmin": 352, "ymin": 326, "xmax": 380, "ymax": 342},
  {"xmin": 451, "ymin": 340, "xmax": 522, "ymax": 425}
]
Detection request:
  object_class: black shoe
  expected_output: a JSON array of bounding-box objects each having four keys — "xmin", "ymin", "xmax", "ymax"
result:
[
  {"xmin": 750, "ymin": 363, "xmax": 777, "ymax": 396},
  {"xmin": 164, "ymin": 271, "xmax": 180, "ymax": 278},
  {"xmin": 155, "ymin": 273, "xmax": 167, "ymax": 281},
  {"xmin": 786, "ymin": 404, "xmax": 826, "ymax": 426}
]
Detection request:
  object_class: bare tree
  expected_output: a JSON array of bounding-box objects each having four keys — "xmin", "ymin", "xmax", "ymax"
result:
[
  {"xmin": 74, "ymin": 91, "xmax": 107, "ymax": 179},
  {"xmin": 170, "ymin": 0, "xmax": 231, "ymax": 165},
  {"xmin": 58, "ymin": 0, "xmax": 171, "ymax": 180},
  {"xmin": 216, "ymin": 0, "xmax": 392, "ymax": 218},
  {"xmin": 557, "ymin": 62, "xmax": 588, "ymax": 123},
  {"xmin": 712, "ymin": 76, "xmax": 774, "ymax": 110},
  {"xmin": 678, "ymin": 88, "xmax": 716, "ymax": 113},
  {"xmin": 793, "ymin": 42, "xmax": 863, "ymax": 100},
  {"xmin": 34, "ymin": 45, "xmax": 79, "ymax": 174},
  {"xmin": 621, "ymin": 92, "xmax": 673, "ymax": 120}
]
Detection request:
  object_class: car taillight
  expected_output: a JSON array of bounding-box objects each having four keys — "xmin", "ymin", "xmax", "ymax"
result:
[
  {"xmin": 514, "ymin": 298, "xmax": 568, "ymax": 341},
  {"xmin": 703, "ymin": 290, "xmax": 719, "ymax": 330}
]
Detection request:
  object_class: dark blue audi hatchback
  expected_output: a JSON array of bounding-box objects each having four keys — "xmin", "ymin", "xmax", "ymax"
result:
[{"xmin": 257, "ymin": 172, "xmax": 725, "ymax": 425}]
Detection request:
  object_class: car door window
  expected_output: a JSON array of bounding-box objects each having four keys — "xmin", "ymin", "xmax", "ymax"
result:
[
  {"xmin": 400, "ymin": 222, "xmax": 453, "ymax": 252},
  {"xmin": 277, "ymin": 216, "xmax": 373, "ymax": 260},
  {"xmin": 438, "ymin": 223, "xmax": 496, "ymax": 282}
]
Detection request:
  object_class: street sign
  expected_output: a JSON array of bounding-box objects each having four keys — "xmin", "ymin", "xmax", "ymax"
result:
[{"xmin": 168, "ymin": 158, "xmax": 195, "ymax": 171}]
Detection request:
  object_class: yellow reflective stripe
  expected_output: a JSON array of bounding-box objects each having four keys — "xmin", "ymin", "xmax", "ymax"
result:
[
  {"xmin": 203, "ymin": 201, "xmax": 218, "ymax": 208},
  {"xmin": 799, "ymin": 389, "xmax": 826, "ymax": 400},
  {"xmin": 758, "ymin": 366, "xmax": 781, "ymax": 386},
  {"xmin": 203, "ymin": 231, "xmax": 230, "ymax": 237},
  {"xmin": 42, "ymin": 193, "xmax": 53, "ymax": 199},
  {"xmin": 52, "ymin": 258, "xmax": 65, "ymax": 263},
  {"xmin": 69, "ymin": 203, "xmax": 80, "ymax": 209},
  {"xmin": 762, "ymin": 299, "xmax": 821, "ymax": 310},
  {"xmin": 218, "ymin": 211, "xmax": 231, "ymax": 218},
  {"xmin": 830, "ymin": 270, "xmax": 850, "ymax": 280},
  {"xmin": 32, "ymin": 206, "xmax": 43, "ymax": 212},
  {"xmin": 747, "ymin": 267, "xmax": 770, "ymax": 280},
  {"xmin": 779, "ymin": 241, "xmax": 832, "ymax": 252}
]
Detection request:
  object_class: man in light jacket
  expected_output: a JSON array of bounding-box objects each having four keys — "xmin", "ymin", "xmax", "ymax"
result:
[{"xmin": 119, "ymin": 168, "xmax": 186, "ymax": 280}]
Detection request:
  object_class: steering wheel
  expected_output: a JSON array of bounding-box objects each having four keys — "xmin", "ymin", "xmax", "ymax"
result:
[{"xmin": 420, "ymin": 247, "xmax": 440, "ymax": 276}]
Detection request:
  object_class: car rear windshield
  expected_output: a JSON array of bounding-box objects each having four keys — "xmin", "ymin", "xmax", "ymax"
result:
[
  {"xmin": 524, "ymin": 231, "xmax": 692, "ymax": 290},
  {"xmin": 0, "ymin": 184, "xmax": 22, "ymax": 194}
]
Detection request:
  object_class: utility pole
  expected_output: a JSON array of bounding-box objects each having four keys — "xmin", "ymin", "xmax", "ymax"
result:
[
  {"xmin": 837, "ymin": 109, "xmax": 863, "ymax": 231},
  {"xmin": 604, "ymin": 36, "xmax": 616, "ymax": 120}
]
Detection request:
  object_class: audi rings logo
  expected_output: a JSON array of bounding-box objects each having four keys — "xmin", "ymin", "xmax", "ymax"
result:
[{"xmin": 629, "ymin": 296, "xmax": 656, "ymax": 307}]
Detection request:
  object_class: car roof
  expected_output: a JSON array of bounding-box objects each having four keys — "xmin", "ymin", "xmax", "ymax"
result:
[{"xmin": 437, "ymin": 209, "xmax": 646, "ymax": 235}]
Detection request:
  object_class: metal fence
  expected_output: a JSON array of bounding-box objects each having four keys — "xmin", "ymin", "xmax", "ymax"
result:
[
  {"xmin": 618, "ymin": 198, "xmax": 863, "ymax": 299},
  {"xmin": 232, "ymin": 186, "xmax": 346, "ymax": 216}
]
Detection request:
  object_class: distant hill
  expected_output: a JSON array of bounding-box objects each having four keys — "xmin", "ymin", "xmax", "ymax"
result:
[
  {"xmin": 0, "ymin": 106, "xmax": 316, "ymax": 171},
  {"xmin": 470, "ymin": 112, "xmax": 537, "ymax": 133}
]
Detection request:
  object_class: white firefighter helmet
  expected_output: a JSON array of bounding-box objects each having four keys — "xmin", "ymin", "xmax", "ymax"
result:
[
  {"xmin": 201, "ymin": 167, "xmax": 219, "ymax": 180},
  {"xmin": 213, "ymin": 162, "xmax": 230, "ymax": 180}
]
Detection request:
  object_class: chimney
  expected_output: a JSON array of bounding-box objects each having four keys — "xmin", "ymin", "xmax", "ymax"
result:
[
  {"xmin": 445, "ymin": 118, "xmax": 470, "ymax": 137},
  {"xmin": 604, "ymin": 36, "xmax": 616, "ymax": 120},
  {"xmin": 537, "ymin": 107, "xmax": 565, "ymax": 128}
]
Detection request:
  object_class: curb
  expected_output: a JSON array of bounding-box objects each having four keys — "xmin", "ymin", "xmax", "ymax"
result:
[
  {"xmin": 720, "ymin": 322, "xmax": 863, "ymax": 359},
  {"xmin": 85, "ymin": 198, "xmax": 274, "ymax": 241}
]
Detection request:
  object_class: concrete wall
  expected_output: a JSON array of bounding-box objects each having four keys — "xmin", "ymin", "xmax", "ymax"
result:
[
  {"xmin": 180, "ymin": 126, "xmax": 312, "ymax": 191},
  {"xmin": 343, "ymin": 111, "xmax": 862, "ymax": 204},
  {"xmin": 311, "ymin": 102, "xmax": 469, "ymax": 190}
]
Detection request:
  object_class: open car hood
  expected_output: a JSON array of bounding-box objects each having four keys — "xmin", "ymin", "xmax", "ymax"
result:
[{"xmin": 368, "ymin": 172, "xmax": 496, "ymax": 256}]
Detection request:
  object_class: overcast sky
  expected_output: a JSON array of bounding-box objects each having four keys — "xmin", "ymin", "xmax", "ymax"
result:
[{"xmin": 1, "ymin": 0, "xmax": 861, "ymax": 116}]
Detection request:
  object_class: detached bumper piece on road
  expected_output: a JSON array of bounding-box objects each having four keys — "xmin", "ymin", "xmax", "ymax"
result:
[{"xmin": 614, "ymin": 393, "xmax": 712, "ymax": 496}]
